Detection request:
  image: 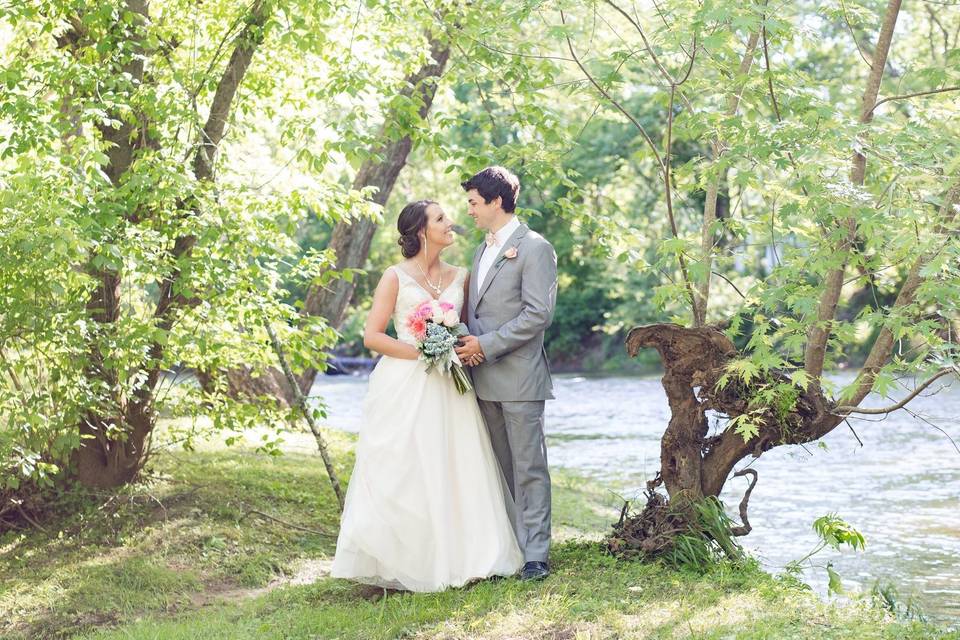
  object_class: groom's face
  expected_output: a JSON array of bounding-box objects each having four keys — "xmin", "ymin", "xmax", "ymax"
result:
[{"xmin": 465, "ymin": 189, "xmax": 500, "ymax": 231}]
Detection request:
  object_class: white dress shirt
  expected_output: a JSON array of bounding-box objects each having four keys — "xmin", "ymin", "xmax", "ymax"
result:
[{"xmin": 477, "ymin": 216, "xmax": 521, "ymax": 290}]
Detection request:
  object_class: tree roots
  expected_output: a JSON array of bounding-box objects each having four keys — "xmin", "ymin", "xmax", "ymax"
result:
[{"xmin": 607, "ymin": 490, "xmax": 689, "ymax": 559}]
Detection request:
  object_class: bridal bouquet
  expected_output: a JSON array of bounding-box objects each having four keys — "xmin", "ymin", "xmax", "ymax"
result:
[{"xmin": 406, "ymin": 300, "xmax": 473, "ymax": 394}]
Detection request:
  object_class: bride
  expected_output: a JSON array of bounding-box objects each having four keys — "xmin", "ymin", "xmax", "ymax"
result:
[{"xmin": 330, "ymin": 199, "xmax": 523, "ymax": 592}]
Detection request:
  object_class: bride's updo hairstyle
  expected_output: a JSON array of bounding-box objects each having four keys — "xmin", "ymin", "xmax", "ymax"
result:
[{"xmin": 396, "ymin": 199, "xmax": 437, "ymax": 258}]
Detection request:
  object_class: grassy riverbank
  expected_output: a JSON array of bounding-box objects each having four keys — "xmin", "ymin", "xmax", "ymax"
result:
[{"xmin": 0, "ymin": 425, "xmax": 956, "ymax": 639}]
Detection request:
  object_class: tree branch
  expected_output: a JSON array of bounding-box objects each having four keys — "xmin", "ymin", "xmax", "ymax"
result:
[
  {"xmin": 839, "ymin": 0, "xmax": 874, "ymax": 69},
  {"xmin": 562, "ymin": 10, "xmax": 705, "ymax": 323},
  {"xmin": 193, "ymin": 0, "xmax": 271, "ymax": 181},
  {"xmin": 561, "ymin": 11, "xmax": 665, "ymax": 173},
  {"xmin": 843, "ymin": 179, "xmax": 960, "ymax": 407},
  {"xmin": 833, "ymin": 367, "xmax": 957, "ymax": 415},
  {"xmin": 602, "ymin": 0, "xmax": 675, "ymax": 84},
  {"xmin": 761, "ymin": 21, "xmax": 808, "ymax": 197},
  {"xmin": 420, "ymin": 0, "xmax": 572, "ymax": 62},
  {"xmin": 867, "ymin": 85, "xmax": 960, "ymax": 117},
  {"xmin": 134, "ymin": 0, "xmax": 273, "ymax": 427},
  {"xmin": 701, "ymin": 180, "xmax": 959, "ymax": 502},
  {"xmin": 602, "ymin": 0, "xmax": 697, "ymax": 114},
  {"xmin": 729, "ymin": 468, "xmax": 757, "ymax": 537},
  {"xmin": 663, "ymin": 85, "xmax": 699, "ymax": 319},
  {"xmin": 711, "ymin": 270, "xmax": 746, "ymax": 299},
  {"xmin": 266, "ymin": 323, "xmax": 345, "ymax": 511},
  {"xmin": 238, "ymin": 507, "xmax": 335, "ymax": 536},
  {"xmin": 156, "ymin": 0, "xmax": 272, "ymax": 320}
]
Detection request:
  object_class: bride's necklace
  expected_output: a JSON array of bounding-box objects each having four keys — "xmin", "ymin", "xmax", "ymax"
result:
[{"xmin": 414, "ymin": 259, "xmax": 443, "ymax": 296}]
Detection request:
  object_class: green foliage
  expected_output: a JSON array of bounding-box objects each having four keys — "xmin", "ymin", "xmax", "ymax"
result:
[
  {"xmin": 356, "ymin": 0, "xmax": 960, "ymax": 381},
  {"xmin": 715, "ymin": 372, "xmax": 804, "ymax": 443},
  {"xmin": 665, "ymin": 532, "xmax": 718, "ymax": 573},
  {"xmin": 727, "ymin": 413, "xmax": 762, "ymax": 442},
  {"xmin": 814, "ymin": 513, "xmax": 867, "ymax": 553},
  {"xmin": 785, "ymin": 513, "xmax": 867, "ymax": 597},
  {"xmin": 0, "ymin": 0, "xmax": 439, "ymax": 490},
  {"xmin": 664, "ymin": 497, "xmax": 745, "ymax": 572}
]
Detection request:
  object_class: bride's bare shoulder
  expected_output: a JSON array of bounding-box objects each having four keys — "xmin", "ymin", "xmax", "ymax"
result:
[
  {"xmin": 387, "ymin": 262, "xmax": 412, "ymax": 273},
  {"xmin": 377, "ymin": 265, "xmax": 402, "ymax": 284},
  {"xmin": 390, "ymin": 262, "xmax": 415, "ymax": 278}
]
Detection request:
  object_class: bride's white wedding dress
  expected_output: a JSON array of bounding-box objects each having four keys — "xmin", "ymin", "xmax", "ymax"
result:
[{"xmin": 330, "ymin": 265, "xmax": 523, "ymax": 592}]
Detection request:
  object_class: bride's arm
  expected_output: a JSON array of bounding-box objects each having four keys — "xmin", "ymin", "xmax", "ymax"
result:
[{"xmin": 363, "ymin": 269, "xmax": 420, "ymax": 360}]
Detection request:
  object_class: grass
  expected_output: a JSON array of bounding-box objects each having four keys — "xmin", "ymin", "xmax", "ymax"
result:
[{"xmin": 0, "ymin": 424, "xmax": 957, "ymax": 640}]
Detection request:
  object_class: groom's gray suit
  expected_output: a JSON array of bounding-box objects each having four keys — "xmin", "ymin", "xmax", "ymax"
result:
[{"xmin": 467, "ymin": 222, "xmax": 558, "ymax": 563}]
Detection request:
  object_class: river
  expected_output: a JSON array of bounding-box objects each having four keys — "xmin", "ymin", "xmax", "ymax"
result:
[{"xmin": 311, "ymin": 372, "xmax": 960, "ymax": 623}]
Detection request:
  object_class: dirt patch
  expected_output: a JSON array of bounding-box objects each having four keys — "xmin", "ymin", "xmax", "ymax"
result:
[
  {"xmin": 2, "ymin": 609, "xmax": 122, "ymax": 640},
  {"xmin": 189, "ymin": 579, "xmax": 271, "ymax": 608},
  {"xmin": 420, "ymin": 619, "xmax": 608, "ymax": 640},
  {"xmin": 281, "ymin": 557, "xmax": 333, "ymax": 586},
  {"xmin": 190, "ymin": 556, "xmax": 333, "ymax": 608}
]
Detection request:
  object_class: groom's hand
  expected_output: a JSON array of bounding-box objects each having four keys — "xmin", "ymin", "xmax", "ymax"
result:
[{"xmin": 455, "ymin": 335, "xmax": 485, "ymax": 367}]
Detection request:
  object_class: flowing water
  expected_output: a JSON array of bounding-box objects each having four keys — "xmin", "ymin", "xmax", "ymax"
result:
[{"xmin": 311, "ymin": 372, "xmax": 960, "ymax": 623}]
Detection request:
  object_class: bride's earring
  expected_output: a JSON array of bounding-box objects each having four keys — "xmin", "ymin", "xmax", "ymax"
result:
[{"xmin": 415, "ymin": 233, "xmax": 443, "ymax": 296}]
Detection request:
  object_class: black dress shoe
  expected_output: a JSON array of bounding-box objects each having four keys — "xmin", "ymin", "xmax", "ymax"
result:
[{"xmin": 520, "ymin": 561, "xmax": 550, "ymax": 581}]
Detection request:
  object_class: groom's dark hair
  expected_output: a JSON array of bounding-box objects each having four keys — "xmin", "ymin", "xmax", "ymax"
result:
[{"xmin": 460, "ymin": 166, "xmax": 520, "ymax": 213}]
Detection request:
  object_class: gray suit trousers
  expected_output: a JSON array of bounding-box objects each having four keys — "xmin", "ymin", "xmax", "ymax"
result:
[{"xmin": 478, "ymin": 398, "xmax": 551, "ymax": 563}]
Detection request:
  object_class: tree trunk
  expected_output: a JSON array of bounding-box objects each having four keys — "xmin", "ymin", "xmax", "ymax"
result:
[
  {"xmin": 602, "ymin": 0, "xmax": 936, "ymax": 562},
  {"xmin": 72, "ymin": 0, "xmax": 272, "ymax": 488},
  {"xmin": 72, "ymin": 0, "xmax": 152, "ymax": 488},
  {"xmin": 215, "ymin": 34, "xmax": 452, "ymax": 403},
  {"xmin": 610, "ymin": 323, "xmax": 838, "ymax": 557},
  {"xmin": 694, "ymin": 31, "xmax": 760, "ymax": 326},
  {"xmin": 295, "ymin": 37, "xmax": 451, "ymax": 393},
  {"xmin": 612, "ymin": 178, "xmax": 957, "ymax": 556},
  {"xmin": 803, "ymin": 0, "xmax": 902, "ymax": 380}
]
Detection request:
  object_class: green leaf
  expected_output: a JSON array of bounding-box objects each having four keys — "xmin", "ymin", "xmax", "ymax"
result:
[
  {"xmin": 789, "ymin": 370, "xmax": 810, "ymax": 391},
  {"xmin": 826, "ymin": 563, "xmax": 844, "ymax": 595}
]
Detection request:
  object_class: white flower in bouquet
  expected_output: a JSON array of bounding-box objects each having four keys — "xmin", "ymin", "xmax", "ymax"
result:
[{"xmin": 442, "ymin": 309, "xmax": 459, "ymax": 327}]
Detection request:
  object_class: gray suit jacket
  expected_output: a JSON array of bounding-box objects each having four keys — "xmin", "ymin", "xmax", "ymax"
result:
[{"xmin": 467, "ymin": 223, "xmax": 558, "ymax": 401}]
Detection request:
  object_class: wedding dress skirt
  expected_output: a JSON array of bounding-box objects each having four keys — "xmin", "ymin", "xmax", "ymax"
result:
[{"xmin": 331, "ymin": 268, "xmax": 522, "ymax": 592}]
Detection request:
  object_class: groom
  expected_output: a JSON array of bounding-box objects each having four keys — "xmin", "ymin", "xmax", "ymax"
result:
[{"xmin": 454, "ymin": 166, "xmax": 558, "ymax": 581}]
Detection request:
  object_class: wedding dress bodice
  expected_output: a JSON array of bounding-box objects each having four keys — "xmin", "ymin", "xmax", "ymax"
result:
[{"xmin": 391, "ymin": 265, "xmax": 467, "ymax": 345}]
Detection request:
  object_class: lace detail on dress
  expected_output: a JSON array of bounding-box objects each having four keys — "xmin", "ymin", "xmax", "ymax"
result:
[{"xmin": 391, "ymin": 265, "xmax": 466, "ymax": 345}]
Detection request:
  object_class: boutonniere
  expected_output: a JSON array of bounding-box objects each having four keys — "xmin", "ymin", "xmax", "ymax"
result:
[{"xmin": 495, "ymin": 246, "xmax": 518, "ymax": 267}]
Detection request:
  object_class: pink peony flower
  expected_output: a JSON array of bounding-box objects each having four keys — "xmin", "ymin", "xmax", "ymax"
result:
[
  {"xmin": 440, "ymin": 301, "xmax": 455, "ymax": 312},
  {"xmin": 408, "ymin": 317, "xmax": 427, "ymax": 340}
]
